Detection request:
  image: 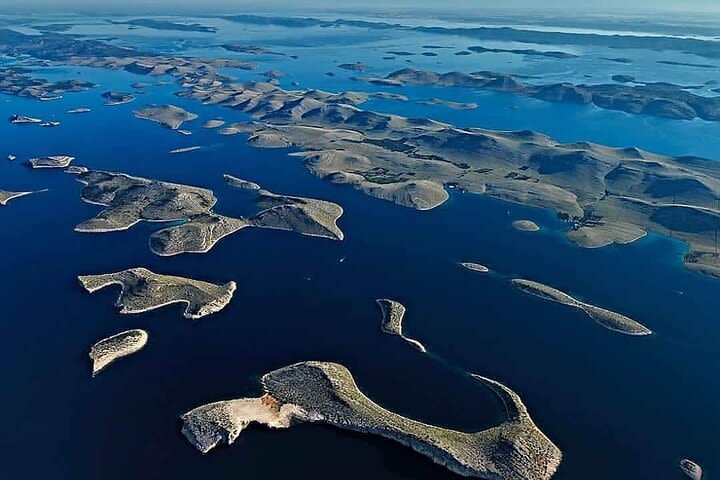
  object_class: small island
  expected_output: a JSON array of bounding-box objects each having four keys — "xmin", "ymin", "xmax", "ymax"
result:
[
  {"xmin": 133, "ymin": 105, "xmax": 198, "ymax": 130},
  {"xmin": 78, "ymin": 268, "xmax": 236, "ymax": 319},
  {"xmin": 101, "ymin": 91, "xmax": 135, "ymax": 106},
  {"xmin": 202, "ymin": 119, "xmax": 225, "ymax": 129},
  {"xmin": 223, "ymin": 174, "xmax": 260, "ymax": 190},
  {"xmin": 181, "ymin": 361, "xmax": 562, "ymax": 480},
  {"xmin": 679, "ymin": 459, "xmax": 703, "ymax": 480},
  {"xmin": 512, "ymin": 220, "xmax": 540, "ymax": 232},
  {"xmin": 459, "ymin": 262, "xmax": 490, "ymax": 273},
  {"xmin": 417, "ymin": 97, "xmax": 478, "ymax": 110},
  {"xmin": 89, "ymin": 329, "xmax": 148, "ymax": 376},
  {"xmin": 377, "ymin": 299, "xmax": 426, "ymax": 352},
  {"xmin": 511, "ymin": 279, "xmax": 652, "ymax": 335}
]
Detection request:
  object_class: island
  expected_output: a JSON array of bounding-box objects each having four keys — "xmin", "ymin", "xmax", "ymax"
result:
[
  {"xmin": 512, "ymin": 220, "xmax": 540, "ymax": 232},
  {"xmin": 89, "ymin": 329, "xmax": 148, "ymax": 376},
  {"xmin": 202, "ymin": 119, "xmax": 225, "ymax": 129},
  {"xmin": 133, "ymin": 105, "xmax": 198, "ymax": 130},
  {"xmin": 169, "ymin": 146, "xmax": 202, "ymax": 154},
  {"xmin": 679, "ymin": 459, "xmax": 703, "ymax": 480},
  {"xmin": 1, "ymin": 66, "xmax": 95, "ymax": 101},
  {"xmin": 511, "ymin": 279, "xmax": 652, "ymax": 335},
  {"xmin": 109, "ymin": 19, "xmax": 218, "ymax": 33},
  {"xmin": 70, "ymin": 169, "xmax": 217, "ymax": 233},
  {"xmin": 149, "ymin": 214, "xmax": 250, "ymax": 256},
  {"xmin": 78, "ymin": 268, "xmax": 236, "ymax": 319},
  {"xmin": 181, "ymin": 361, "xmax": 562, "ymax": 480},
  {"xmin": 459, "ymin": 262, "xmax": 490, "ymax": 273},
  {"xmin": 468, "ymin": 45, "xmax": 578, "ymax": 59},
  {"xmin": 101, "ymin": 91, "xmax": 135, "ymax": 106},
  {"xmin": 417, "ymin": 97, "xmax": 478, "ymax": 110},
  {"xmin": 377, "ymin": 299, "xmax": 426, "ymax": 352},
  {"xmin": 223, "ymin": 174, "xmax": 260, "ymax": 190},
  {"xmin": 220, "ymin": 44, "xmax": 284, "ymax": 56},
  {"xmin": 9, "ymin": 114, "xmax": 41, "ymax": 124},
  {"xmin": 28, "ymin": 155, "xmax": 75, "ymax": 169},
  {"xmin": 0, "ymin": 189, "xmax": 37, "ymax": 206},
  {"xmin": 338, "ymin": 62, "xmax": 370, "ymax": 72},
  {"xmin": 67, "ymin": 107, "xmax": 91, "ymax": 114},
  {"xmin": 70, "ymin": 168, "xmax": 344, "ymax": 255}
]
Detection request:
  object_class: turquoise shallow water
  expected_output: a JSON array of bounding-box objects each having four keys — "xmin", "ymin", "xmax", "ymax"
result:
[{"xmin": 1, "ymin": 16, "xmax": 720, "ymax": 480}]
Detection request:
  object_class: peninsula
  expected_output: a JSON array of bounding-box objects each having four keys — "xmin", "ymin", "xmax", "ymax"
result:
[
  {"xmin": 181, "ymin": 361, "xmax": 562, "ymax": 480},
  {"xmin": 511, "ymin": 279, "xmax": 652, "ymax": 335},
  {"xmin": 89, "ymin": 329, "xmax": 148, "ymax": 376},
  {"xmin": 78, "ymin": 268, "xmax": 236, "ymax": 319},
  {"xmin": 377, "ymin": 299, "xmax": 426, "ymax": 352}
]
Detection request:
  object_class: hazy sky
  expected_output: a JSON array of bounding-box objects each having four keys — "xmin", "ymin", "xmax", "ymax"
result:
[{"xmin": 1, "ymin": 0, "xmax": 719, "ymax": 11}]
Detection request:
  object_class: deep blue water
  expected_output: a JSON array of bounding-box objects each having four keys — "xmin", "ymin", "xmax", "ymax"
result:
[{"xmin": 1, "ymin": 17, "xmax": 720, "ymax": 480}]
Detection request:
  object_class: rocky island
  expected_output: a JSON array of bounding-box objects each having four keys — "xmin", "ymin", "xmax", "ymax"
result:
[
  {"xmin": 133, "ymin": 105, "xmax": 198, "ymax": 130},
  {"xmin": 1, "ymin": 66, "xmax": 94, "ymax": 101},
  {"xmin": 181, "ymin": 361, "xmax": 562, "ymax": 480},
  {"xmin": 102, "ymin": 91, "xmax": 135, "ymax": 106},
  {"xmin": 513, "ymin": 220, "xmax": 540, "ymax": 232},
  {"xmin": 0, "ymin": 189, "xmax": 37, "ymax": 206},
  {"xmin": 679, "ymin": 459, "xmax": 703, "ymax": 480},
  {"xmin": 377, "ymin": 299, "xmax": 426, "ymax": 352},
  {"xmin": 417, "ymin": 97, "xmax": 478, "ymax": 110},
  {"xmin": 78, "ymin": 268, "xmax": 236, "ymax": 319},
  {"xmin": 460, "ymin": 262, "xmax": 490, "ymax": 273},
  {"xmin": 511, "ymin": 279, "xmax": 652, "ymax": 335},
  {"xmin": 28, "ymin": 155, "xmax": 75, "ymax": 169},
  {"xmin": 89, "ymin": 329, "xmax": 148, "ymax": 376}
]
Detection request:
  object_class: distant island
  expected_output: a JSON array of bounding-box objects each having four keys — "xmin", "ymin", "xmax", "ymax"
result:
[
  {"xmin": 108, "ymin": 19, "xmax": 218, "ymax": 33},
  {"xmin": 181, "ymin": 361, "xmax": 562, "ymax": 480},
  {"xmin": 357, "ymin": 68, "xmax": 720, "ymax": 122},
  {"xmin": 78, "ymin": 268, "xmax": 236, "ymax": 319},
  {"xmin": 512, "ymin": 279, "xmax": 652, "ymax": 335}
]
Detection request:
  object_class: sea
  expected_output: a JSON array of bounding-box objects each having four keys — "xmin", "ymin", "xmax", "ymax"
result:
[{"xmin": 1, "ymin": 12, "xmax": 719, "ymax": 480}]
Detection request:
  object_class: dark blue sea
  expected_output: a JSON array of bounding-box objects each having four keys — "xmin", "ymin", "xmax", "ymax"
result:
[{"xmin": 1, "ymin": 14, "xmax": 719, "ymax": 480}]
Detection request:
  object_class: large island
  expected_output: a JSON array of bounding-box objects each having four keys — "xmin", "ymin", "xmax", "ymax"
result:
[{"xmin": 181, "ymin": 361, "xmax": 562, "ymax": 480}]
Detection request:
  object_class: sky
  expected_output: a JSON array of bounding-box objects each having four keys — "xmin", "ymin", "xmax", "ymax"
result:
[{"xmin": 1, "ymin": 0, "xmax": 719, "ymax": 12}]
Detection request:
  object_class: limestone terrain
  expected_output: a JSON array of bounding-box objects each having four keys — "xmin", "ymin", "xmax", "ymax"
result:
[
  {"xmin": 78, "ymin": 268, "xmax": 236, "ymax": 319},
  {"xmin": 181, "ymin": 361, "xmax": 562, "ymax": 480},
  {"xmin": 171, "ymin": 79, "xmax": 720, "ymax": 276},
  {"xmin": 134, "ymin": 105, "xmax": 198, "ymax": 130},
  {"xmin": 376, "ymin": 299, "xmax": 426, "ymax": 352},
  {"xmin": 511, "ymin": 279, "xmax": 652, "ymax": 335},
  {"xmin": 89, "ymin": 329, "xmax": 148, "ymax": 376}
]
